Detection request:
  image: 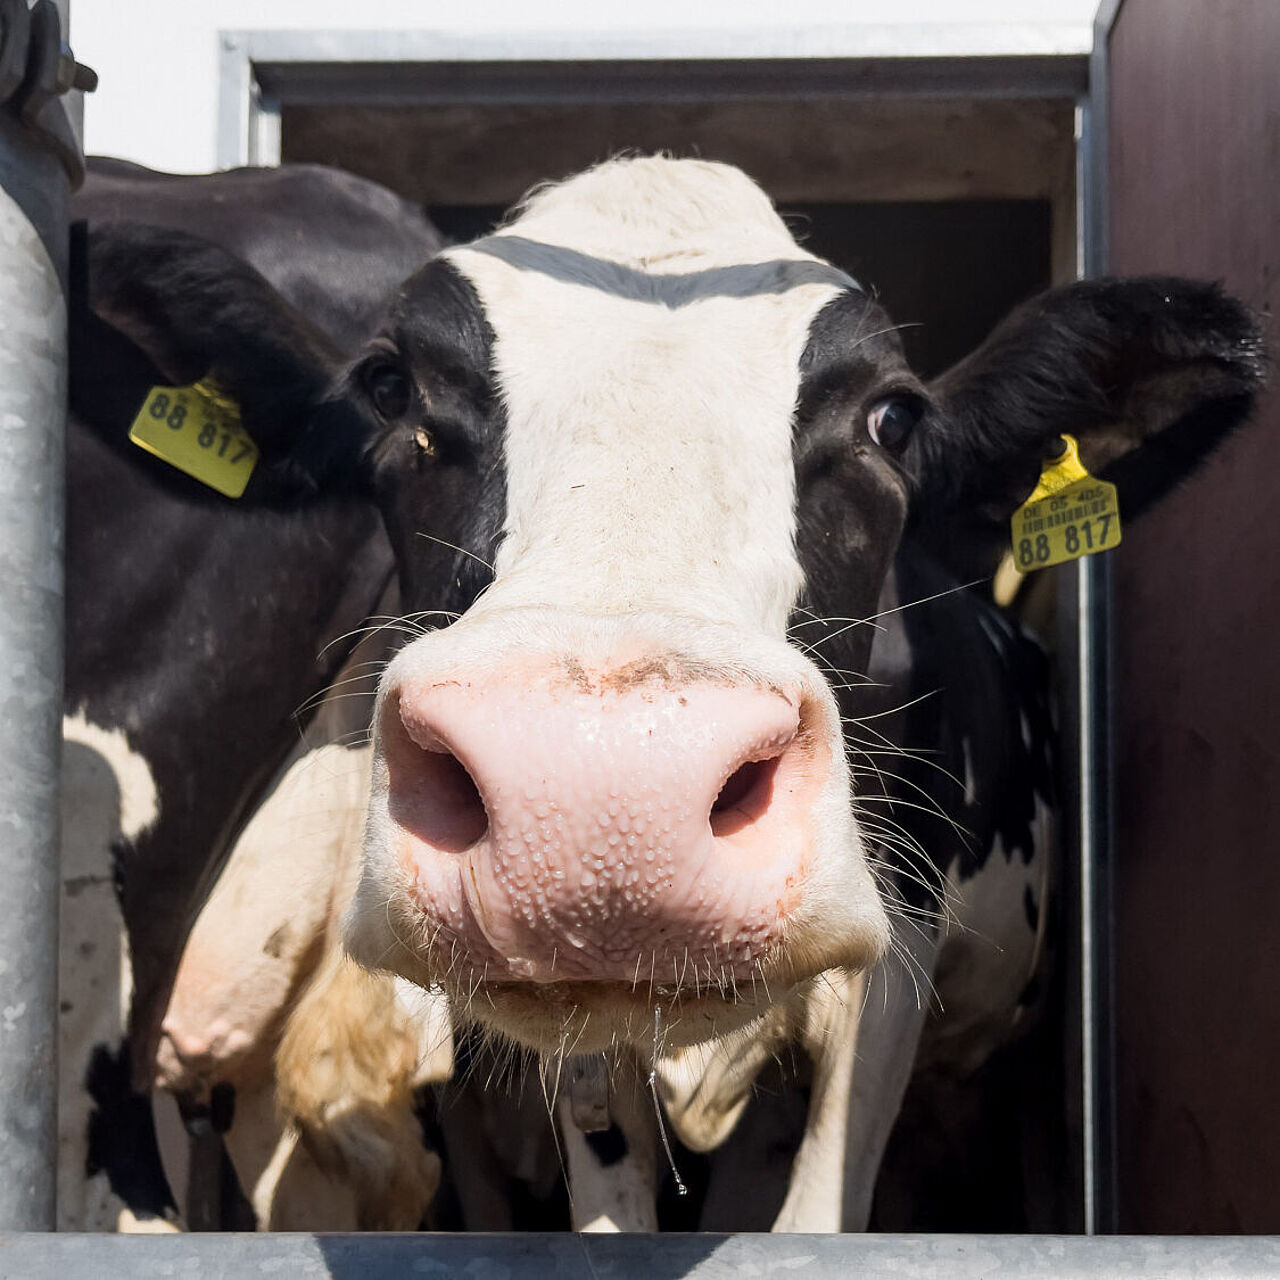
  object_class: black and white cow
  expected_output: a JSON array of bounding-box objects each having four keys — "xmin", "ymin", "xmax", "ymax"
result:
[
  {"xmin": 90, "ymin": 155, "xmax": 1263, "ymax": 1230},
  {"xmin": 62, "ymin": 159, "xmax": 442, "ymax": 1229},
  {"xmin": 334, "ymin": 157, "xmax": 1262, "ymax": 1228}
]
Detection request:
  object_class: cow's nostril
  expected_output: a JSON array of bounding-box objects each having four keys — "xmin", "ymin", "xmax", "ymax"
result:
[
  {"xmin": 710, "ymin": 755, "xmax": 780, "ymax": 837},
  {"xmin": 405, "ymin": 748, "xmax": 488, "ymax": 853}
]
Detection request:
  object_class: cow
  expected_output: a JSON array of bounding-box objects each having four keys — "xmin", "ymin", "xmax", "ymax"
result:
[
  {"xmin": 62, "ymin": 159, "xmax": 442, "ymax": 1229},
  {"xmin": 89, "ymin": 155, "xmax": 1263, "ymax": 1231},
  {"xmin": 339, "ymin": 156, "xmax": 1263, "ymax": 1229}
]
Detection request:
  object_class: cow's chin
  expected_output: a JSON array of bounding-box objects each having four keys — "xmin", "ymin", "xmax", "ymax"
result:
[
  {"xmin": 452, "ymin": 976, "xmax": 784, "ymax": 1056},
  {"xmin": 435, "ymin": 919, "xmax": 887, "ymax": 1055}
]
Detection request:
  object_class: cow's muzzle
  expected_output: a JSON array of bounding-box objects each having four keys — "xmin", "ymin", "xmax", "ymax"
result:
[{"xmin": 382, "ymin": 669, "xmax": 828, "ymax": 987}]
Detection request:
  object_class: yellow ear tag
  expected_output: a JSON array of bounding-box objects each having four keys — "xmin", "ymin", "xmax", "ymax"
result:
[
  {"xmin": 128, "ymin": 379, "xmax": 259, "ymax": 499},
  {"xmin": 1009, "ymin": 434, "xmax": 1122, "ymax": 571}
]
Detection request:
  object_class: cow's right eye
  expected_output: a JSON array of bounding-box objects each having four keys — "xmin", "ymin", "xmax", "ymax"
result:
[
  {"xmin": 364, "ymin": 362, "xmax": 411, "ymax": 421},
  {"xmin": 866, "ymin": 395, "xmax": 922, "ymax": 453}
]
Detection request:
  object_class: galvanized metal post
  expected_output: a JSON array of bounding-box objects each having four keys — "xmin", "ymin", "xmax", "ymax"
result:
[
  {"xmin": 0, "ymin": 0, "xmax": 90, "ymax": 1231},
  {"xmin": 1071, "ymin": 0, "xmax": 1126, "ymax": 1236}
]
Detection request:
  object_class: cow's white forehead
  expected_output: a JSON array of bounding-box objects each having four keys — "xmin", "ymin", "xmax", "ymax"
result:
[{"xmin": 444, "ymin": 157, "xmax": 856, "ymax": 636}]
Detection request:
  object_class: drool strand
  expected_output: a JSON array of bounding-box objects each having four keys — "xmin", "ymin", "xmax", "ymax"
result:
[{"xmin": 649, "ymin": 1003, "xmax": 687, "ymax": 1197}]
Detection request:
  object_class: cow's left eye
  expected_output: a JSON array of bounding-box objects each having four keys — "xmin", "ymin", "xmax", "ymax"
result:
[
  {"xmin": 363, "ymin": 361, "xmax": 412, "ymax": 421},
  {"xmin": 867, "ymin": 396, "xmax": 922, "ymax": 453}
]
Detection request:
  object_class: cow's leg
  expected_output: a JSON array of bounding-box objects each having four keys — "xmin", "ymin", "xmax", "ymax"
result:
[
  {"xmin": 436, "ymin": 1083, "xmax": 518, "ymax": 1231},
  {"xmin": 560, "ymin": 1013, "xmax": 793, "ymax": 1232},
  {"xmin": 148, "ymin": 740, "xmax": 368, "ymax": 1229},
  {"xmin": 773, "ymin": 926, "xmax": 940, "ymax": 1231},
  {"xmin": 771, "ymin": 968, "xmax": 865, "ymax": 1232},
  {"xmin": 559, "ymin": 1051, "xmax": 659, "ymax": 1232}
]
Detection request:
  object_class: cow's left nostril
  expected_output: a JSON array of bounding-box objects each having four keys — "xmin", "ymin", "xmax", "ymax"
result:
[{"xmin": 710, "ymin": 755, "xmax": 780, "ymax": 837}]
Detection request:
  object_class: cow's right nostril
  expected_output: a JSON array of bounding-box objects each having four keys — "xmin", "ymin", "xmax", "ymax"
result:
[
  {"xmin": 710, "ymin": 754, "xmax": 780, "ymax": 837},
  {"xmin": 397, "ymin": 745, "xmax": 488, "ymax": 853}
]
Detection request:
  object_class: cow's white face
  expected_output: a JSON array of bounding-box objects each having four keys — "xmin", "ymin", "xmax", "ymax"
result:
[{"xmin": 346, "ymin": 158, "xmax": 918, "ymax": 1053}]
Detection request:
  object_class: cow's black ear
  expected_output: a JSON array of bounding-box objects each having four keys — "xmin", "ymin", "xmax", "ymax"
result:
[
  {"xmin": 910, "ymin": 277, "xmax": 1267, "ymax": 580},
  {"xmin": 85, "ymin": 221, "xmax": 374, "ymax": 498}
]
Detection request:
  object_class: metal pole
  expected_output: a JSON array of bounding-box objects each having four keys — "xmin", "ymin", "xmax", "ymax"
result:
[
  {"xmin": 0, "ymin": 0, "xmax": 91, "ymax": 1231},
  {"xmin": 1072, "ymin": 0, "xmax": 1126, "ymax": 1236}
]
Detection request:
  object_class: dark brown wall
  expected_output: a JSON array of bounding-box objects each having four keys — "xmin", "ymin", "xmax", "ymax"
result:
[
  {"xmin": 1108, "ymin": 0, "xmax": 1280, "ymax": 1231},
  {"xmin": 282, "ymin": 98, "xmax": 1074, "ymax": 205}
]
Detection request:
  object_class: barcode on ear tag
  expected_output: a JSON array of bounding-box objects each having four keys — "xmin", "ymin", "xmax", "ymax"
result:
[
  {"xmin": 1010, "ymin": 435, "xmax": 1122, "ymax": 570},
  {"xmin": 128, "ymin": 382, "xmax": 258, "ymax": 498}
]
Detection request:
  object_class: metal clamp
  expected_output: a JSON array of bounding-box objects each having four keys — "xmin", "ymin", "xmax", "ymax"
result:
[{"xmin": 0, "ymin": 0, "xmax": 96, "ymax": 187}]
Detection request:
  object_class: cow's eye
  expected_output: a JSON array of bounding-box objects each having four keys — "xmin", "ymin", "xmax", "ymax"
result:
[
  {"xmin": 364, "ymin": 362, "xmax": 411, "ymax": 421},
  {"xmin": 867, "ymin": 395, "xmax": 922, "ymax": 453}
]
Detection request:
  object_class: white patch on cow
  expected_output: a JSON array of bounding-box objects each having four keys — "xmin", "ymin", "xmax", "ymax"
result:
[
  {"xmin": 657, "ymin": 1005, "xmax": 790, "ymax": 1153},
  {"xmin": 63, "ymin": 712, "xmax": 160, "ymax": 841},
  {"xmin": 392, "ymin": 978, "xmax": 455, "ymax": 1086},
  {"xmin": 925, "ymin": 798, "xmax": 1054, "ymax": 1077},
  {"xmin": 771, "ymin": 968, "xmax": 865, "ymax": 1232},
  {"xmin": 445, "ymin": 157, "xmax": 854, "ymax": 633},
  {"xmin": 116, "ymin": 1208, "xmax": 182, "ymax": 1234},
  {"xmin": 58, "ymin": 714, "xmax": 154, "ymax": 1230}
]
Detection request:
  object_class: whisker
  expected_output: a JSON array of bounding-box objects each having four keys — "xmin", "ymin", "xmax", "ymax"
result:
[{"xmin": 414, "ymin": 531, "xmax": 495, "ymax": 573}]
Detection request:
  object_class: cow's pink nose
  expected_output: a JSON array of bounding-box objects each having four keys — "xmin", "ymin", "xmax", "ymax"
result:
[{"xmin": 384, "ymin": 673, "xmax": 822, "ymax": 984}]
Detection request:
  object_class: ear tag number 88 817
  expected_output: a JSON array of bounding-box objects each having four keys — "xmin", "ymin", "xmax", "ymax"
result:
[
  {"xmin": 128, "ymin": 379, "xmax": 259, "ymax": 499},
  {"xmin": 1010, "ymin": 434, "xmax": 1122, "ymax": 571}
]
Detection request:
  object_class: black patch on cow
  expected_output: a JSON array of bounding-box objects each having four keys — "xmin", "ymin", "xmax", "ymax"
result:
[
  {"xmin": 356, "ymin": 257, "xmax": 509, "ymax": 619},
  {"xmin": 790, "ymin": 289, "xmax": 930, "ymax": 681},
  {"xmin": 583, "ymin": 1123, "xmax": 630, "ymax": 1168},
  {"xmin": 178, "ymin": 1083, "xmax": 236, "ymax": 1137},
  {"xmin": 219, "ymin": 1141, "xmax": 259, "ymax": 1231},
  {"xmin": 210, "ymin": 1082, "xmax": 235, "ymax": 1134},
  {"xmin": 1023, "ymin": 884, "xmax": 1040, "ymax": 932},
  {"xmin": 85, "ymin": 1041, "xmax": 178, "ymax": 1221}
]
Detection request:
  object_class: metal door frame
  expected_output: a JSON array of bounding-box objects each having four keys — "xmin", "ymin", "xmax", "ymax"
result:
[{"xmin": 1, "ymin": 1, "xmax": 1270, "ymax": 1264}]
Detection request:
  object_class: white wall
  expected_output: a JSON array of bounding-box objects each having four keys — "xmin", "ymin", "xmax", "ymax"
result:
[{"xmin": 73, "ymin": 0, "xmax": 1098, "ymax": 175}]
